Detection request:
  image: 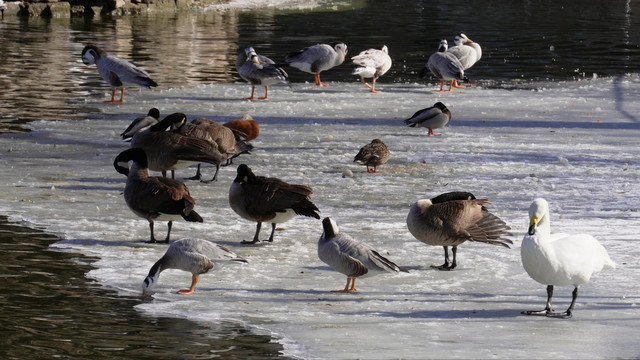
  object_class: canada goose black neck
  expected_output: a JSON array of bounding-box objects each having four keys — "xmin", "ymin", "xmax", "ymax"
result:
[
  {"xmin": 235, "ymin": 164, "xmax": 255, "ymax": 183},
  {"xmin": 113, "ymin": 148, "xmax": 149, "ymax": 175},
  {"xmin": 150, "ymin": 113, "xmax": 187, "ymax": 132}
]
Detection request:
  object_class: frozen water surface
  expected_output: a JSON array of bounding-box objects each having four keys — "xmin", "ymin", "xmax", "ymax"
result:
[{"xmin": 1, "ymin": 77, "xmax": 639, "ymax": 359}]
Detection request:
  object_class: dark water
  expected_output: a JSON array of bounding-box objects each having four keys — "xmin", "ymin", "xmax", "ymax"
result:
[
  {"xmin": 0, "ymin": 216, "xmax": 286, "ymax": 359},
  {"xmin": 0, "ymin": 0, "xmax": 639, "ymax": 357},
  {"xmin": 1, "ymin": 0, "xmax": 639, "ymax": 132}
]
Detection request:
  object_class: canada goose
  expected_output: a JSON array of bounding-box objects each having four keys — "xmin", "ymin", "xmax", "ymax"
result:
[
  {"xmin": 142, "ymin": 238, "xmax": 247, "ymax": 297},
  {"xmin": 113, "ymin": 148, "xmax": 203, "ymax": 243},
  {"xmin": 81, "ymin": 44, "xmax": 157, "ymax": 103},
  {"xmin": 120, "ymin": 108, "xmax": 160, "ymax": 139},
  {"xmin": 521, "ymin": 198, "xmax": 615, "ymax": 318},
  {"xmin": 406, "ymin": 191, "xmax": 513, "ymax": 270},
  {"xmin": 318, "ymin": 217, "xmax": 405, "ymax": 293},
  {"xmin": 353, "ymin": 139, "xmax": 390, "ymax": 173},
  {"xmin": 229, "ymin": 164, "xmax": 320, "ymax": 244},
  {"xmin": 123, "ymin": 112, "xmax": 226, "ymax": 180},
  {"xmin": 404, "ymin": 102, "xmax": 452, "ymax": 136},
  {"xmin": 351, "ymin": 45, "xmax": 392, "ymax": 93},
  {"xmin": 285, "ymin": 42, "xmax": 348, "ymax": 86},
  {"xmin": 447, "ymin": 33, "xmax": 482, "ymax": 88},
  {"xmin": 173, "ymin": 117, "xmax": 253, "ymax": 180},
  {"xmin": 420, "ymin": 39, "xmax": 467, "ymax": 92},
  {"xmin": 224, "ymin": 114, "xmax": 260, "ymax": 141},
  {"xmin": 236, "ymin": 47, "xmax": 288, "ymax": 100}
]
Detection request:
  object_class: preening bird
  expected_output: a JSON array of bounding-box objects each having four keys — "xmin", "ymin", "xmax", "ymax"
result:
[
  {"xmin": 236, "ymin": 47, "xmax": 288, "ymax": 100},
  {"xmin": 141, "ymin": 238, "xmax": 247, "ymax": 297},
  {"xmin": 122, "ymin": 112, "xmax": 226, "ymax": 180},
  {"xmin": 120, "ymin": 108, "xmax": 160, "ymax": 139},
  {"xmin": 406, "ymin": 191, "xmax": 513, "ymax": 270},
  {"xmin": 447, "ymin": 33, "xmax": 482, "ymax": 88},
  {"xmin": 420, "ymin": 39, "xmax": 466, "ymax": 92},
  {"xmin": 521, "ymin": 198, "xmax": 615, "ymax": 318},
  {"xmin": 113, "ymin": 148, "xmax": 203, "ymax": 243},
  {"xmin": 285, "ymin": 42, "xmax": 348, "ymax": 86},
  {"xmin": 81, "ymin": 44, "xmax": 157, "ymax": 103},
  {"xmin": 353, "ymin": 139, "xmax": 390, "ymax": 173},
  {"xmin": 351, "ymin": 45, "xmax": 392, "ymax": 93},
  {"xmin": 318, "ymin": 217, "xmax": 405, "ymax": 293},
  {"xmin": 404, "ymin": 102, "xmax": 452, "ymax": 136},
  {"xmin": 224, "ymin": 114, "xmax": 260, "ymax": 141},
  {"xmin": 229, "ymin": 164, "xmax": 320, "ymax": 244}
]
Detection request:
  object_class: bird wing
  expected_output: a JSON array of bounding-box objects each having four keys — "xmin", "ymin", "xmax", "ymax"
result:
[{"xmin": 98, "ymin": 55, "xmax": 157, "ymax": 88}]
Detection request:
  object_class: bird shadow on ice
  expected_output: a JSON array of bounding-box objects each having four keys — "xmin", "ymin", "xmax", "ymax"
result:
[{"xmin": 54, "ymin": 238, "xmax": 170, "ymax": 249}]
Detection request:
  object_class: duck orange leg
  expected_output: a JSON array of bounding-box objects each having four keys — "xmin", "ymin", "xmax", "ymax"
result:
[
  {"xmin": 332, "ymin": 277, "xmax": 357, "ymax": 293},
  {"xmin": 432, "ymin": 80, "xmax": 446, "ymax": 92},
  {"xmin": 452, "ymin": 80, "xmax": 465, "ymax": 88},
  {"xmin": 104, "ymin": 88, "xmax": 125, "ymax": 103},
  {"xmin": 177, "ymin": 274, "xmax": 199, "ymax": 295},
  {"xmin": 315, "ymin": 73, "xmax": 329, "ymax": 87}
]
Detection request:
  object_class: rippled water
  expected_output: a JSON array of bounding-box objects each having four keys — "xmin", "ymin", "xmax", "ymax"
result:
[{"xmin": 1, "ymin": 0, "xmax": 638, "ymax": 132}]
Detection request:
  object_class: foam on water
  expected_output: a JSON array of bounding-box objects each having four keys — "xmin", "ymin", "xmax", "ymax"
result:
[{"xmin": 1, "ymin": 78, "xmax": 639, "ymax": 358}]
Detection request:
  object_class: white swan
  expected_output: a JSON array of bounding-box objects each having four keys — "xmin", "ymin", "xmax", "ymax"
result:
[
  {"xmin": 318, "ymin": 217, "xmax": 405, "ymax": 292},
  {"xmin": 521, "ymin": 198, "xmax": 615, "ymax": 318}
]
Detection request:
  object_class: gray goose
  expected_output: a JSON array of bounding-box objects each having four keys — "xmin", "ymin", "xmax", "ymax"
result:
[
  {"xmin": 229, "ymin": 164, "xmax": 320, "ymax": 244},
  {"xmin": 81, "ymin": 44, "xmax": 157, "ymax": 103},
  {"xmin": 172, "ymin": 117, "xmax": 253, "ymax": 181},
  {"xmin": 236, "ymin": 47, "xmax": 288, "ymax": 100},
  {"xmin": 351, "ymin": 45, "xmax": 392, "ymax": 93},
  {"xmin": 113, "ymin": 148, "xmax": 203, "ymax": 243},
  {"xmin": 142, "ymin": 238, "xmax": 247, "ymax": 297},
  {"xmin": 406, "ymin": 191, "xmax": 512, "ymax": 270},
  {"xmin": 404, "ymin": 102, "xmax": 452, "ymax": 136},
  {"xmin": 420, "ymin": 39, "xmax": 467, "ymax": 92},
  {"xmin": 447, "ymin": 33, "xmax": 482, "ymax": 88},
  {"xmin": 318, "ymin": 217, "xmax": 405, "ymax": 293},
  {"xmin": 123, "ymin": 112, "xmax": 226, "ymax": 180},
  {"xmin": 353, "ymin": 139, "xmax": 390, "ymax": 173},
  {"xmin": 285, "ymin": 42, "xmax": 348, "ymax": 86}
]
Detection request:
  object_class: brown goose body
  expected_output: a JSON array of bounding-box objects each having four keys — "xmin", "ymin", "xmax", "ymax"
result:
[
  {"xmin": 125, "ymin": 113, "xmax": 226, "ymax": 180},
  {"xmin": 114, "ymin": 148, "xmax": 203, "ymax": 243},
  {"xmin": 406, "ymin": 191, "xmax": 512, "ymax": 270},
  {"xmin": 353, "ymin": 139, "xmax": 390, "ymax": 173},
  {"xmin": 229, "ymin": 164, "xmax": 320, "ymax": 244}
]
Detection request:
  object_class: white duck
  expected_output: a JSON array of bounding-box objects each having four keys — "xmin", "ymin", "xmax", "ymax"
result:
[
  {"xmin": 521, "ymin": 198, "xmax": 615, "ymax": 318},
  {"xmin": 81, "ymin": 44, "xmax": 157, "ymax": 103},
  {"xmin": 446, "ymin": 33, "xmax": 482, "ymax": 88},
  {"xmin": 351, "ymin": 45, "xmax": 392, "ymax": 93},
  {"xmin": 142, "ymin": 238, "xmax": 247, "ymax": 297},
  {"xmin": 318, "ymin": 217, "xmax": 405, "ymax": 292},
  {"xmin": 285, "ymin": 42, "xmax": 348, "ymax": 86}
]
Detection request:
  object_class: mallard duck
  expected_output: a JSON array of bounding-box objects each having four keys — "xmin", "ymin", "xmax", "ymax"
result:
[
  {"xmin": 404, "ymin": 102, "xmax": 452, "ymax": 136},
  {"xmin": 353, "ymin": 139, "xmax": 390, "ymax": 172}
]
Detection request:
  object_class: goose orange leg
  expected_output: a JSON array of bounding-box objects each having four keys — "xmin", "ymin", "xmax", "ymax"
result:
[
  {"xmin": 244, "ymin": 86, "xmax": 256, "ymax": 100},
  {"xmin": 332, "ymin": 277, "xmax": 357, "ymax": 293},
  {"xmin": 258, "ymin": 86, "xmax": 269, "ymax": 100},
  {"xmin": 177, "ymin": 274, "xmax": 199, "ymax": 295}
]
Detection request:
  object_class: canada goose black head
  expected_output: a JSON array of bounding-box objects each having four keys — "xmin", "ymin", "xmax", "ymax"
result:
[
  {"xmin": 234, "ymin": 164, "xmax": 256, "ymax": 184},
  {"xmin": 150, "ymin": 113, "xmax": 188, "ymax": 132},
  {"xmin": 81, "ymin": 44, "xmax": 105, "ymax": 65},
  {"xmin": 114, "ymin": 147, "xmax": 148, "ymax": 176}
]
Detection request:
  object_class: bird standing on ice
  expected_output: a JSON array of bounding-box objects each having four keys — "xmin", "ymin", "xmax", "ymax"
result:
[
  {"xmin": 285, "ymin": 42, "xmax": 348, "ymax": 87},
  {"xmin": 406, "ymin": 191, "xmax": 513, "ymax": 270},
  {"xmin": 141, "ymin": 238, "xmax": 247, "ymax": 297},
  {"xmin": 420, "ymin": 39, "xmax": 466, "ymax": 92},
  {"xmin": 404, "ymin": 102, "xmax": 452, "ymax": 136},
  {"xmin": 318, "ymin": 217, "xmax": 405, "ymax": 293},
  {"xmin": 447, "ymin": 33, "xmax": 482, "ymax": 88},
  {"xmin": 521, "ymin": 198, "xmax": 615, "ymax": 318},
  {"xmin": 81, "ymin": 44, "xmax": 157, "ymax": 103},
  {"xmin": 353, "ymin": 139, "xmax": 390, "ymax": 173},
  {"xmin": 236, "ymin": 47, "xmax": 288, "ymax": 100},
  {"xmin": 351, "ymin": 45, "xmax": 392, "ymax": 93}
]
